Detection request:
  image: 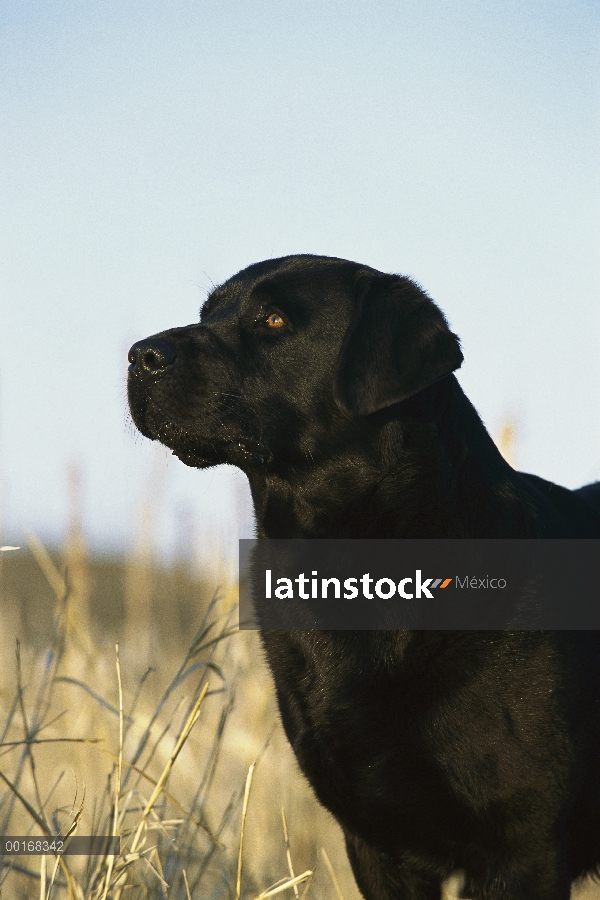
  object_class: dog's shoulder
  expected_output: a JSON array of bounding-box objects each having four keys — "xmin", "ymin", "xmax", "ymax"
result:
[
  {"xmin": 573, "ymin": 480, "xmax": 600, "ymax": 511},
  {"xmin": 517, "ymin": 472, "xmax": 600, "ymax": 537}
]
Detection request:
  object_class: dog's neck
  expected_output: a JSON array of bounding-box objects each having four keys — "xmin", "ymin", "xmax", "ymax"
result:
[{"xmin": 246, "ymin": 375, "xmax": 534, "ymax": 539}]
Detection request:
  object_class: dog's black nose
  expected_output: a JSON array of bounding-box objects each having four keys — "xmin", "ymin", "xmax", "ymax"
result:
[{"xmin": 128, "ymin": 339, "xmax": 177, "ymax": 376}]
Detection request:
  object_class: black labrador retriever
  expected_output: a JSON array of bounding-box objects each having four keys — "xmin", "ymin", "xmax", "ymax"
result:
[{"xmin": 127, "ymin": 255, "xmax": 600, "ymax": 900}]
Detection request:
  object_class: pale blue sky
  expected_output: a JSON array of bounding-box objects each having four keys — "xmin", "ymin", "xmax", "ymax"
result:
[{"xmin": 1, "ymin": 0, "xmax": 599, "ymax": 560}]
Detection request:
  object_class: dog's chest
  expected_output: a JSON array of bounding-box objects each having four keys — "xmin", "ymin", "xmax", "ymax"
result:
[{"xmin": 261, "ymin": 633, "xmax": 455, "ymax": 847}]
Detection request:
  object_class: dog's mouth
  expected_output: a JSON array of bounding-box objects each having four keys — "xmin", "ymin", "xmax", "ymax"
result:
[
  {"xmin": 171, "ymin": 445, "xmax": 221, "ymax": 468},
  {"xmin": 173, "ymin": 441, "xmax": 271, "ymax": 469},
  {"xmin": 130, "ymin": 395, "xmax": 271, "ymax": 469}
]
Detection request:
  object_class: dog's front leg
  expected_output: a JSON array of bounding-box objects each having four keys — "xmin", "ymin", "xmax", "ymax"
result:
[{"xmin": 343, "ymin": 829, "xmax": 442, "ymax": 900}]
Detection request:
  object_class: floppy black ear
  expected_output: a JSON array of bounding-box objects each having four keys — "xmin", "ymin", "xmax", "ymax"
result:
[{"xmin": 334, "ymin": 272, "xmax": 463, "ymax": 417}]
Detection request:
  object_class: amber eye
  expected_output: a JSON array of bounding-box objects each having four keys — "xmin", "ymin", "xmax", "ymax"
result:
[{"xmin": 266, "ymin": 312, "xmax": 286, "ymax": 328}]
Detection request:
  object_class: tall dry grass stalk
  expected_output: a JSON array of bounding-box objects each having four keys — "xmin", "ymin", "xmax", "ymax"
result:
[
  {"xmin": 496, "ymin": 417, "xmax": 518, "ymax": 468},
  {"xmin": 122, "ymin": 449, "xmax": 168, "ymax": 668},
  {"xmin": 62, "ymin": 462, "xmax": 92, "ymax": 630}
]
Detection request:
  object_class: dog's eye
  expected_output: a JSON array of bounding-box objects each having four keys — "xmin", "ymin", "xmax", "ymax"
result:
[{"xmin": 266, "ymin": 313, "xmax": 286, "ymax": 329}]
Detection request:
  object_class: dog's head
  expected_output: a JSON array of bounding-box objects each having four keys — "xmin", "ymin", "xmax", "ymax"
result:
[{"xmin": 127, "ymin": 255, "xmax": 463, "ymax": 471}]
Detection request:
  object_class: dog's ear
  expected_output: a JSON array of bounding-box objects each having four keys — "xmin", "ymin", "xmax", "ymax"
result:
[{"xmin": 334, "ymin": 272, "xmax": 463, "ymax": 417}]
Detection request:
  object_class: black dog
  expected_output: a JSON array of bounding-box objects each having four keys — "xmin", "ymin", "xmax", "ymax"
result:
[{"xmin": 128, "ymin": 255, "xmax": 600, "ymax": 900}]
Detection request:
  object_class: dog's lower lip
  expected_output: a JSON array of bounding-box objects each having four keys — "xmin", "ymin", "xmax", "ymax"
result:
[
  {"xmin": 171, "ymin": 441, "xmax": 271, "ymax": 468},
  {"xmin": 173, "ymin": 448, "xmax": 213, "ymax": 467}
]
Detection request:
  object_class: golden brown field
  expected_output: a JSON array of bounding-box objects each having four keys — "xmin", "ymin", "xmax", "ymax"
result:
[{"xmin": 0, "ymin": 538, "xmax": 360, "ymax": 900}]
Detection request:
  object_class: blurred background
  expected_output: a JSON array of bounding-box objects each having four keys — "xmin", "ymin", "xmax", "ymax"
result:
[{"xmin": 0, "ymin": 4, "xmax": 599, "ymax": 896}]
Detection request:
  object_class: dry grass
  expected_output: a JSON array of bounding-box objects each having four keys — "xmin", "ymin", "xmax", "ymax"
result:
[{"xmin": 0, "ymin": 538, "xmax": 359, "ymax": 900}]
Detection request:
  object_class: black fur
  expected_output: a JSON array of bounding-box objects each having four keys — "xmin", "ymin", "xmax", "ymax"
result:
[{"xmin": 128, "ymin": 255, "xmax": 600, "ymax": 900}]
